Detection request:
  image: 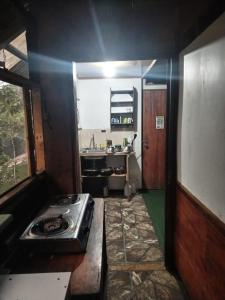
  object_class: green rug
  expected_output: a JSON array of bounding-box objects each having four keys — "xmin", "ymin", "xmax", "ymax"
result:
[{"xmin": 142, "ymin": 190, "xmax": 165, "ymax": 251}]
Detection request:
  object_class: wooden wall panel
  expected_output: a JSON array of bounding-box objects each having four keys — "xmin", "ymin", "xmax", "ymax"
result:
[
  {"xmin": 32, "ymin": 88, "xmax": 45, "ymax": 172},
  {"xmin": 0, "ymin": 174, "xmax": 48, "ymax": 263},
  {"xmin": 27, "ymin": 13, "xmax": 81, "ymax": 194},
  {"xmin": 175, "ymin": 183, "xmax": 225, "ymax": 300},
  {"xmin": 38, "ymin": 63, "xmax": 77, "ymax": 193}
]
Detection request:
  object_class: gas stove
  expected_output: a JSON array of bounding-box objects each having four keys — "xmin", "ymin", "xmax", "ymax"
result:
[{"xmin": 20, "ymin": 194, "xmax": 94, "ymax": 253}]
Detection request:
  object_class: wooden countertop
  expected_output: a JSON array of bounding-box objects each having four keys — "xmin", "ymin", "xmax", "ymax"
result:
[{"xmin": 5, "ymin": 198, "xmax": 105, "ymax": 299}]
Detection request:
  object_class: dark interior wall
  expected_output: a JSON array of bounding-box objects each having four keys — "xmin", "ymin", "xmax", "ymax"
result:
[
  {"xmin": 177, "ymin": 0, "xmax": 225, "ymax": 49},
  {"xmin": 0, "ymin": 0, "xmax": 24, "ymax": 49}
]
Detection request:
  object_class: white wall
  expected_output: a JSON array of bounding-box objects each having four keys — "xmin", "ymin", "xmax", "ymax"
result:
[
  {"xmin": 77, "ymin": 78, "xmax": 142, "ymax": 189},
  {"xmin": 177, "ymin": 13, "xmax": 225, "ymax": 222},
  {"xmin": 77, "ymin": 78, "xmax": 141, "ymax": 129}
]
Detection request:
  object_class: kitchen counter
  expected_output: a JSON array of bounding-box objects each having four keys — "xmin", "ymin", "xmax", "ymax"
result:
[
  {"xmin": 80, "ymin": 152, "xmax": 135, "ymax": 197},
  {"xmin": 80, "ymin": 151, "xmax": 135, "ymax": 157},
  {"xmin": 4, "ymin": 199, "xmax": 105, "ymax": 299}
]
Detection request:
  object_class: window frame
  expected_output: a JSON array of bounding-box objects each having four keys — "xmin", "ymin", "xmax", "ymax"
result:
[{"xmin": 0, "ymin": 68, "xmax": 44, "ymax": 203}]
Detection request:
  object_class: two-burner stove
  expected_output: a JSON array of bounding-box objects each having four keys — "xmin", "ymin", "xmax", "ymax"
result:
[{"xmin": 20, "ymin": 194, "xmax": 94, "ymax": 253}]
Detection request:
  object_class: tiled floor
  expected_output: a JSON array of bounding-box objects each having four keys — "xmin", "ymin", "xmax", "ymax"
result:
[{"xmin": 104, "ymin": 194, "xmax": 185, "ymax": 300}]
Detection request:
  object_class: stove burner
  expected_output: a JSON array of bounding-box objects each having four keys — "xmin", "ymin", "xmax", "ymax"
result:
[
  {"xmin": 20, "ymin": 194, "xmax": 94, "ymax": 253},
  {"xmin": 31, "ymin": 215, "xmax": 69, "ymax": 236},
  {"xmin": 51, "ymin": 194, "xmax": 80, "ymax": 206}
]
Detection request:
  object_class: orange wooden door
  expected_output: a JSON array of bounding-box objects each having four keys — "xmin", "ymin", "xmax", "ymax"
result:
[{"xmin": 143, "ymin": 89, "xmax": 166, "ymax": 189}]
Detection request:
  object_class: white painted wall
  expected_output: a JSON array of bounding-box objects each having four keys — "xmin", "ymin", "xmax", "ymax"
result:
[
  {"xmin": 77, "ymin": 78, "xmax": 141, "ymax": 129},
  {"xmin": 177, "ymin": 13, "xmax": 225, "ymax": 222},
  {"xmin": 77, "ymin": 78, "xmax": 142, "ymax": 189}
]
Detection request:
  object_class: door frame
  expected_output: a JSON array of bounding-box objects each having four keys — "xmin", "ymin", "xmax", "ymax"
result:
[
  {"xmin": 141, "ymin": 58, "xmax": 179, "ymax": 272},
  {"xmin": 164, "ymin": 57, "xmax": 179, "ymax": 271}
]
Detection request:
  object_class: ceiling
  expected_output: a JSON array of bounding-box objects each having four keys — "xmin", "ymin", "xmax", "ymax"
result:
[
  {"xmin": 0, "ymin": 0, "xmax": 224, "ymax": 77},
  {"xmin": 76, "ymin": 60, "xmax": 156, "ymax": 79}
]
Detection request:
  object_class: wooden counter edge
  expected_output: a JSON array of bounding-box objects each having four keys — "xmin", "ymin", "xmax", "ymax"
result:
[
  {"xmin": 80, "ymin": 152, "xmax": 135, "ymax": 157},
  {"xmin": 70, "ymin": 198, "xmax": 105, "ymax": 297}
]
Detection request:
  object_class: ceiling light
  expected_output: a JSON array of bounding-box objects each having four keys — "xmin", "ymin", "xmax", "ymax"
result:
[{"xmin": 102, "ymin": 62, "xmax": 116, "ymax": 78}]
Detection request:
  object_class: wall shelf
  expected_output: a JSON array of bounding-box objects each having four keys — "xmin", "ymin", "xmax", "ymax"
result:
[{"xmin": 110, "ymin": 87, "xmax": 137, "ymax": 131}]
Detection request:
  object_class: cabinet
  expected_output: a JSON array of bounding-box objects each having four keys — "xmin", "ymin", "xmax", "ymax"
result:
[
  {"xmin": 80, "ymin": 152, "xmax": 134, "ymax": 197},
  {"xmin": 110, "ymin": 87, "xmax": 137, "ymax": 131}
]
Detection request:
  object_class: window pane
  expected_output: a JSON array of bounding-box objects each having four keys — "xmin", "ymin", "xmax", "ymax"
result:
[
  {"xmin": 9, "ymin": 32, "xmax": 27, "ymax": 56},
  {"xmin": 0, "ymin": 31, "xmax": 29, "ymax": 79},
  {"xmin": 0, "ymin": 49, "xmax": 20, "ymax": 70},
  {"xmin": 0, "ymin": 81, "xmax": 30, "ymax": 195}
]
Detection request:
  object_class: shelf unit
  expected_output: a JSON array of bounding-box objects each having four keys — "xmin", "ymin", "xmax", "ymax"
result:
[
  {"xmin": 82, "ymin": 174, "xmax": 126, "ymax": 178},
  {"xmin": 110, "ymin": 87, "xmax": 137, "ymax": 131},
  {"xmin": 80, "ymin": 152, "xmax": 134, "ymax": 198}
]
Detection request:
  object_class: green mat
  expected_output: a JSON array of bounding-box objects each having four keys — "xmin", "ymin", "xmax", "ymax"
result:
[{"xmin": 142, "ymin": 190, "xmax": 165, "ymax": 251}]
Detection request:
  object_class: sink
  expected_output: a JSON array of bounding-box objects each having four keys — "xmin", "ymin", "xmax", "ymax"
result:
[{"xmin": 80, "ymin": 148, "xmax": 105, "ymax": 154}]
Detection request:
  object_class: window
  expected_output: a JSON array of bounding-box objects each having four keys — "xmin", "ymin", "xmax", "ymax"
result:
[
  {"xmin": 0, "ymin": 80, "xmax": 30, "ymax": 195},
  {"xmin": 0, "ymin": 31, "xmax": 29, "ymax": 79}
]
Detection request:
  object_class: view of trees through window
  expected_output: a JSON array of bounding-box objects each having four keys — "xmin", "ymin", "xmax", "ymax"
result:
[{"xmin": 0, "ymin": 80, "xmax": 30, "ymax": 195}]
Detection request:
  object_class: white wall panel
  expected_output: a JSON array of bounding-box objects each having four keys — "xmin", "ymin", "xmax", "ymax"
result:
[{"xmin": 177, "ymin": 13, "xmax": 225, "ymax": 222}]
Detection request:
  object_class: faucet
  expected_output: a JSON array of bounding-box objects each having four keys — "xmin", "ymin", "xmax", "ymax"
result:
[{"xmin": 89, "ymin": 134, "xmax": 96, "ymax": 149}]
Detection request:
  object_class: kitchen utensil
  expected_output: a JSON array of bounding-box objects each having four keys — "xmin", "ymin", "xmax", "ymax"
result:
[
  {"xmin": 106, "ymin": 146, "xmax": 115, "ymax": 154},
  {"xmin": 127, "ymin": 117, "xmax": 133, "ymax": 124},
  {"xmin": 106, "ymin": 139, "xmax": 112, "ymax": 147},
  {"xmin": 114, "ymin": 166, "xmax": 125, "ymax": 174},
  {"xmin": 100, "ymin": 167, "xmax": 113, "ymax": 176},
  {"xmin": 82, "ymin": 156, "xmax": 105, "ymax": 170},
  {"xmin": 123, "ymin": 138, "xmax": 128, "ymax": 147},
  {"xmin": 82, "ymin": 169, "xmax": 100, "ymax": 176},
  {"xmin": 115, "ymin": 144, "xmax": 122, "ymax": 152},
  {"xmin": 123, "ymin": 144, "xmax": 132, "ymax": 153},
  {"xmin": 124, "ymin": 133, "xmax": 137, "ymax": 152},
  {"xmin": 131, "ymin": 133, "xmax": 137, "ymax": 147}
]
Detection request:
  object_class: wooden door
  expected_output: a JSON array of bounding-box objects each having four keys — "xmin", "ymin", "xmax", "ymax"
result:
[{"xmin": 143, "ymin": 89, "xmax": 166, "ymax": 189}]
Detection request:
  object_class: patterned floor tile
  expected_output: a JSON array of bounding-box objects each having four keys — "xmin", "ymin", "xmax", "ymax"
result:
[
  {"xmin": 106, "ymin": 240, "xmax": 125, "ymax": 263},
  {"xmin": 104, "ymin": 194, "xmax": 185, "ymax": 300}
]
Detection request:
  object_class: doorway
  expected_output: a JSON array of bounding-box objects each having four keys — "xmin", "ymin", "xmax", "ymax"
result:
[
  {"xmin": 73, "ymin": 58, "xmax": 172, "ymax": 258},
  {"xmin": 74, "ymin": 60, "xmax": 151, "ymax": 196}
]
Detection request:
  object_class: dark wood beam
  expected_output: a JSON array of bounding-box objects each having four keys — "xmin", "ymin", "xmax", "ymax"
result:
[
  {"xmin": 6, "ymin": 44, "xmax": 28, "ymax": 62},
  {"xmin": 0, "ymin": 68, "xmax": 38, "ymax": 88},
  {"xmin": 0, "ymin": 29, "xmax": 25, "ymax": 50},
  {"xmin": 165, "ymin": 57, "xmax": 179, "ymax": 272}
]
